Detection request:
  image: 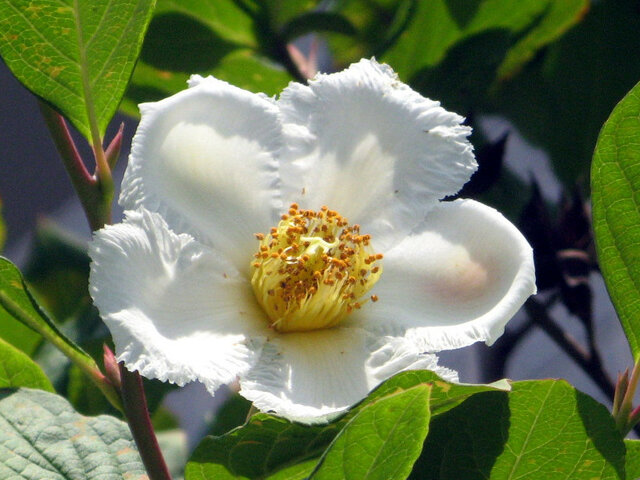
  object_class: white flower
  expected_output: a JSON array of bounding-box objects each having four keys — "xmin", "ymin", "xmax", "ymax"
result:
[{"xmin": 89, "ymin": 59, "xmax": 536, "ymax": 422}]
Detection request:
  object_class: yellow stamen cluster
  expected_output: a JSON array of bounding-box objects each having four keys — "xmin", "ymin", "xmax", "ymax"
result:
[{"xmin": 251, "ymin": 204, "xmax": 383, "ymax": 333}]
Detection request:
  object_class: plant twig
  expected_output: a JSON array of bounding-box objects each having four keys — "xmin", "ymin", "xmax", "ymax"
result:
[
  {"xmin": 38, "ymin": 102, "xmax": 110, "ymax": 231},
  {"xmin": 119, "ymin": 365, "xmax": 172, "ymax": 480}
]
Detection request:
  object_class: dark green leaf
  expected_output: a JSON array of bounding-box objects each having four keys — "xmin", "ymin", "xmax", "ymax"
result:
[
  {"xmin": 382, "ymin": 0, "xmax": 585, "ymax": 80},
  {"xmin": 328, "ymin": 0, "xmax": 416, "ymax": 66},
  {"xmin": 411, "ymin": 380, "xmax": 625, "ymax": 479},
  {"xmin": 0, "ymin": 388, "xmax": 145, "ymax": 479},
  {"xmin": 281, "ymin": 12, "xmax": 356, "ymax": 41},
  {"xmin": 0, "ymin": 0, "xmax": 155, "ymax": 140},
  {"xmin": 497, "ymin": 0, "xmax": 587, "ymax": 79},
  {"xmin": 310, "ymin": 385, "xmax": 431, "ymax": 480},
  {"xmin": 266, "ymin": 460, "xmax": 318, "ymax": 480},
  {"xmin": 488, "ymin": 0, "xmax": 640, "ymax": 186},
  {"xmin": 122, "ymin": 8, "xmax": 292, "ymax": 118},
  {"xmin": 0, "ymin": 337, "xmax": 53, "ymax": 391},
  {"xmin": 155, "ymin": 0, "xmax": 257, "ymax": 46},
  {"xmin": 263, "ymin": 0, "xmax": 322, "ymax": 29},
  {"xmin": 591, "ymin": 80, "xmax": 640, "ymax": 360},
  {"xmin": 185, "ymin": 371, "xmax": 508, "ymax": 479},
  {"xmin": 123, "ymin": 52, "xmax": 291, "ymax": 117},
  {"xmin": 207, "ymin": 391, "xmax": 252, "ymax": 437}
]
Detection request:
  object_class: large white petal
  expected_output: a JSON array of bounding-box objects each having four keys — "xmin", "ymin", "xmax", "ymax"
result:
[
  {"xmin": 239, "ymin": 327, "xmax": 457, "ymax": 422},
  {"xmin": 354, "ymin": 199, "xmax": 536, "ymax": 351},
  {"xmin": 120, "ymin": 75, "xmax": 283, "ymax": 274},
  {"xmin": 278, "ymin": 58, "xmax": 476, "ymax": 248},
  {"xmin": 89, "ymin": 209, "xmax": 270, "ymax": 394}
]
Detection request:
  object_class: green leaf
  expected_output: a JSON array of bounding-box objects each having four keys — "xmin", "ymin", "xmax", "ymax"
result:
[
  {"xmin": 591, "ymin": 80, "xmax": 640, "ymax": 361},
  {"xmin": 310, "ymin": 385, "xmax": 431, "ymax": 480},
  {"xmin": 625, "ymin": 439, "xmax": 640, "ymax": 480},
  {"xmin": 185, "ymin": 371, "xmax": 508, "ymax": 479},
  {"xmin": 0, "ymin": 388, "xmax": 145, "ymax": 479},
  {"xmin": 411, "ymin": 380, "xmax": 626, "ymax": 479},
  {"xmin": 0, "ymin": 0, "xmax": 155, "ymax": 141},
  {"xmin": 0, "ymin": 337, "xmax": 53, "ymax": 392}
]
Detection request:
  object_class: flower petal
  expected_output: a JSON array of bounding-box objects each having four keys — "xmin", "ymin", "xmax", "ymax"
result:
[
  {"xmin": 356, "ymin": 199, "xmax": 536, "ymax": 351},
  {"xmin": 120, "ymin": 75, "xmax": 283, "ymax": 273},
  {"xmin": 278, "ymin": 58, "xmax": 476, "ymax": 248},
  {"xmin": 239, "ymin": 327, "xmax": 457, "ymax": 422},
  {"xmin": 89, "ymin": 209, "xmax": 269, "ymax": 394}
]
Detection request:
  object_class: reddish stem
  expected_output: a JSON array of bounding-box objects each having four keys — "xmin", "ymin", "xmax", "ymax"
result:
[{"xmin": 119, "ymin": 365, "xmax": 172, "ymax": 480}]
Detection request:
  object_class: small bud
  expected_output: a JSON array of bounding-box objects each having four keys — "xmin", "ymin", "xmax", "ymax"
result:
[
  {"xmin": 103, "ymin": 344, "xmax": 122, "ymax": 390},
  {"xmin": 104, "ymin": 123, "xmax": 124, "ymax": 171}
]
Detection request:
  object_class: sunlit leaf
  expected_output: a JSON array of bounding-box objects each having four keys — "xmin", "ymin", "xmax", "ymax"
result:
[
  {"xmin": 0, "ymin": 0, "xmax": 155, "ymax": 140},
  {"xmin": 411, "ymin": 380, "xmax": 625, "ymax": 479},
  {"xmin": 591, "ymin": 80, "xmax": 640, "ymax": 360},
  {"xmin": 310, "ymin": 385, "xmax": 431, "ymax": 480}
]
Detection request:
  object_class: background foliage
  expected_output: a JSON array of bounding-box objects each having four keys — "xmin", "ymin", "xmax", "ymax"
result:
[{"xmin": 1, "ymin": 0, "xmax": 640, "ymax": 479}]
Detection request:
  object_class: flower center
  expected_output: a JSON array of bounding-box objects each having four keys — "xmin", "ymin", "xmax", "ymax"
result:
[{"xmin": 251, "ymin": 204, "xmax": 383, "ymax": 333}]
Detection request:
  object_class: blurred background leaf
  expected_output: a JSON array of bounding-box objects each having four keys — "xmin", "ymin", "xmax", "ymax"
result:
[
  {"xmin": 485, "ymin": 0, "xmax": 640, "ymax": 188},
  {"xmin": 0, "ymin": 337, "xmax": 53, "ymax": 391},
  {"xmin": 23, "ymin": 222, "xmax": 90, "ymax": 321}
]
